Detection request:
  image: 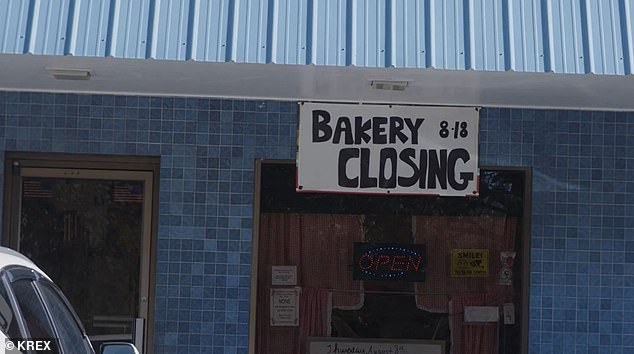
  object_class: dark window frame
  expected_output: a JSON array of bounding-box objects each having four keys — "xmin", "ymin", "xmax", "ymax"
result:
[{"xmin": 249, "ymin": 160, "xmax": 532, "ymax": 354}]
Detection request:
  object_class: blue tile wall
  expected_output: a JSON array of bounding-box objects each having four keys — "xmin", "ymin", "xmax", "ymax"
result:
[
  {"xmin": 0, "ymin": 91, "xmax": 296, "ymax": 354},
  {"xmin": 480, "ymin": 108, "xmax": 634, "ymax": 354},
  {"xmin": 0, "ymin": 91, "xmax": 632, "ymax": 354}
]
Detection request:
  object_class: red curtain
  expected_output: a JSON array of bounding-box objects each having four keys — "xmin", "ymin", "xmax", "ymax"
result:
[
  {"xmin": 297, "ymin": 214, "xmax": 364, "ymax": 309},
  {"xmin": 414, "ymin": 216, "xmax": 518, "ymax": 354},
  {"xmin": 256, "ymin": 213, "xmax": 364, "ymax": 354},
  {"xmin": 256, "ymin": 214, "xmax": 518, "ymax": 354},
  {"xmin": 297, "ymin": 288, "xmax": 331, "ymax": 353},
  {"xmin": 450, "ymin": 294, "xmax": 500, "ymax": 354},
  {"xmin": 256, "ymin": 213, "xmax": 301, "ymax": 354},
  {"xmin": 414, "ymin": 216, "xmax": 518, "ymax": 311}
]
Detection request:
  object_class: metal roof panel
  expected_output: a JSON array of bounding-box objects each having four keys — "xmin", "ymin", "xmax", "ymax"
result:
[
  {"xmin": 312, "ymin": 0, "xmax": 348, "ymax": 66},
  {"xmin": 230, "ymin": 0, "xmax": 269, "ymax": 63},
  {"xmin": 270, "ymin": 0, "xmax": 308, "ymax": 65},
  {"xmin": 28, "ymin": 0, "xmax": 71, "ymax": 55},
  {"xmin": 109, "ymin": 0, "xmax": 151, "ymax": 59},
  {"xmin": 67, "ymin": 0, "xmax": 111, "ymax": 57},
  {"xmin": 190, "ymin": 0, "xmax": 229, "ymax": 62},
  {"xmin": 392, "ymin": 0, "xmax": 426, "ymax": 68},
  {"xmin": 0, "ymin": 0, "xmax": 632, "ymax": 76},
  {"xmin": 0, "ymin": 0, "xmax": 30, "ymax": 54},
  {"xmin": 150, "ymin": 0, "xmax": 190, "ymax": 60}
]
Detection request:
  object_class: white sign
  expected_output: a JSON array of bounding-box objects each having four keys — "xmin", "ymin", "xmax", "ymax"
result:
[
  {"xmin": 307, "ymin": 337, "xmax": 445, "ymax": 354},
  {"xmin": 297, "ymin": 103, "xmax": 479, "ymax": 196},
  {"xmin": 271, "ymin": 265, "xmax": 297, "ymax": 286},
  {"xmin": 464, "ymin": 306, "xmax": 500, "ymax": 322},
  {"xmin": 270, "ymin": 288, "xmax": 299, "ymax": 326}
]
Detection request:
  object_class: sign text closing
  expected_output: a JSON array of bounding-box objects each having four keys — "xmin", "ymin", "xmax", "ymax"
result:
[{"xmin": 297, "ymin": 103, "xmax": 479, "ymax": 196}]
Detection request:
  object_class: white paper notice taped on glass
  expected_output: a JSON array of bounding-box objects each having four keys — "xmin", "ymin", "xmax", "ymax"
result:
[
  {"xmin": 464, "ymin": 306, "xmax": 500, "ymax": 323},
  {"xmin": 307, "ymin": 337, "xmax": 445, "ymax": 354},
  {"xmin": 270, "ymin": 288, "xmax": 299, "ymax": 326},
  {"xmin": 271, "ymin": 265, "xmax": 297, "ymax": 286}
]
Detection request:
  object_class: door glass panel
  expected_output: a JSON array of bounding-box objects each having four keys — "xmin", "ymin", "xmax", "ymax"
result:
[{"xmin": 19, "ymin": 177, "xmax": 144, "ymax": 345}]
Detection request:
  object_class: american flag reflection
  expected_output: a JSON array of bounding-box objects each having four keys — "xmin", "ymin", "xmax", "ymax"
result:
[
  {"xmin": 112, "ymin": 183, "xmax": 144, "ymax": 203},
  {"xmin": 23, "ymin": 179, "xmax": 54, "ymax": 198}
]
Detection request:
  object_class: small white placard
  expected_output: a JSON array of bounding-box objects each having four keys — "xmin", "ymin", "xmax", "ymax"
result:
[
  {"xmin": 272, "ymin": 265, "xmax": 297, "ymax": 286},
  {"xmin": 307, "ymin": 337, "xmax": 445, "ymax": 354},
  {"xmin": 464, "ymin": 306, "xmax": 499, "ymax": 322},
  {"xmin": 270, "ymin": 288, "xmax": 299, "ymax": 326},
  {"xmin": 503, "ymin": 303, "xmax": 515, "ymax": 325}
]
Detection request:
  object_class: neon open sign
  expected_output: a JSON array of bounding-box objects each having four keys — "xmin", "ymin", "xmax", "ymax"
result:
[{"xmin": 353, "ymin": 243, "xmax": 426, "ymax": 282}]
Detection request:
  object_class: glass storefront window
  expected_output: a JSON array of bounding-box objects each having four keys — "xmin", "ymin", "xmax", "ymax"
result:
[{"xmin": 253, "ymin": 162, "xmax": 529, "ymax": 354}]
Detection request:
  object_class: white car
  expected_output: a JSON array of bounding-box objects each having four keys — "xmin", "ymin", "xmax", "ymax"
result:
[{"xmin": 0, "ymin": 247, "xmax": 139, "ymax": 354}]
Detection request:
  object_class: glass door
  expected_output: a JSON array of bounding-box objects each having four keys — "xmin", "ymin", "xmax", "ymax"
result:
[{"xmin": 7, "ymin": 167, "xmax": 153, "ymax": 353}]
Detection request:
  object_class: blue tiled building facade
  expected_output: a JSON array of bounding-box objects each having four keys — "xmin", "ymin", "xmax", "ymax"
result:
[{"xmin": 0, "ymin": 91, "xmax": 631, "ymax": 354}]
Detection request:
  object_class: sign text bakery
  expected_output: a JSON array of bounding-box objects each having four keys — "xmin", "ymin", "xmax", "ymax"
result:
[{"xmin": 297, "ymin": 103, "xmax": 480, "ymax": 196}]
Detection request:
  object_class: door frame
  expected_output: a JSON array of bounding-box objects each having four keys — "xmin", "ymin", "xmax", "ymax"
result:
[{"xmin": 2, "ymin": 152, "xmax": 160, "ymax": 354}]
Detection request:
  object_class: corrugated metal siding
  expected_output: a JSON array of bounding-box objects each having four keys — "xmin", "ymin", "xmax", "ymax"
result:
[
  {"xmin": 230, "ymin": 0, "xmax": 269, "ymax": 63},
  {"xmin": 392, "ymin": 0, "xmax": 426, "ymax": 68},
  {"xmin": 312, "ymin": 0, "xmax": 348, "ymax": 66},
  {"xmin": 1, "ymin": 0, "xmax": 633, "ymax": 75},
  {"xmin": 470, "ymin": 0, "xmax": 505, "ymax": 71},
  {"xmin": 190, "ymin": 0, "xmax": 229, "ymax": 62},
  {"xmin": 109, "ymin": 0, "xmax": 151, "ymax": 59},
  {"xmin": 68, "ymin": 0, "xmax": 110, "ymax": 57},
  {"xmin": 150, "ymin": 0, "xmax": 190, "ymax": 60},
  {"xmin": 29, "ymin": 0, "xmax": 71, "ymax": 55},
  {"xmin": 269, "ymin": 0, "xmax": 308, "ymax": 64},
  {"xmin": 546, "ymin": 0, "xmax": 584, "ymax": 73},
  {"xmin": 584, "ymin": 0, "xmax": 626, "ymax": 75},
  {"xmin": 0, "ymin": 0, "xmax": 30, "ymax": 54},
  {"xmin": 625, "ymin": 0, "xmax": 634, "ymax": 74},
  {"xmin": 506, "ymin": 0, "xmax": 545, "ymax": 72}
]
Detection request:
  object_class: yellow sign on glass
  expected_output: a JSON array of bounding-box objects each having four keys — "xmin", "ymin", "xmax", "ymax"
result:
[{"xmin": 451, "ymin": 249, "xmax": 489, "ymax": 277}]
